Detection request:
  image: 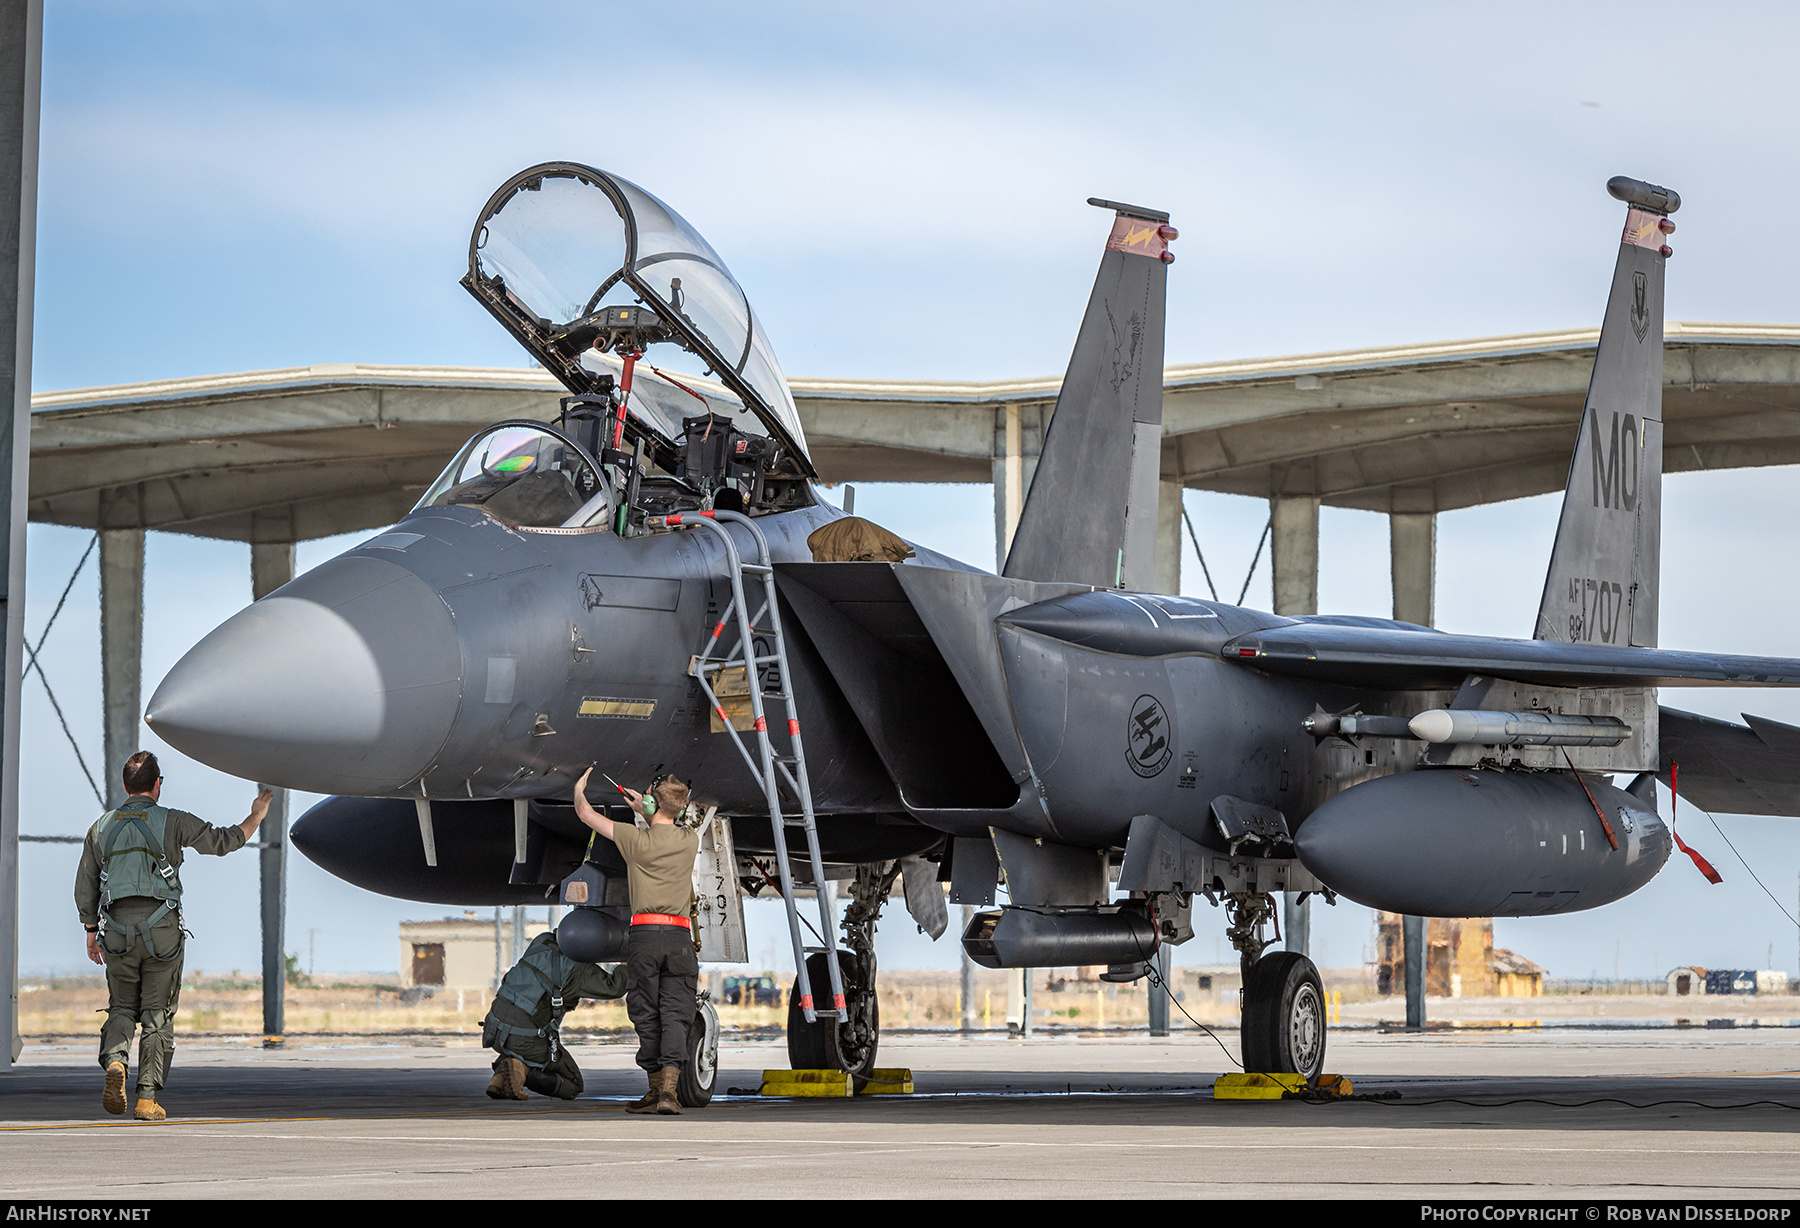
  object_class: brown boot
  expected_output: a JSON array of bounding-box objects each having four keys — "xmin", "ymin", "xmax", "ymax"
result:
[
  {"xmin": 625, "ymin": 1069, "xmax": 659, "ymax": 1113},
  {"xmin": 133, "ymin": 1098, "xmax": 166, "ymax": 1122},
  {"xmin": 493, "ymin": 1057, "xmax": 529, "ymax": 1102},
  {"xmin": 102, "ymin": 1062, "xmax": 128, "ymax": 1115},
  {"xmin": 655, "ymin": 1065, "xmax": 683, "ymax": 1116},
  {"xmin": 484, "ymin": 1066, "xmax": 508, "ymax": 1100}
]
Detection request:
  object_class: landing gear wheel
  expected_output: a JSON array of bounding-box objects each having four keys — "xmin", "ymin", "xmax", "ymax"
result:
[
  {"xmin": 676, "ymin": 998, "xmax": 719, "ymax": 1108},
  {"xmin": 1240, "ymin": 951, "xmax": 1326, "ymax": 1082},
  {"xmin": 787, "ymin": 950, "xmax": 879, "ymax": 1088}
]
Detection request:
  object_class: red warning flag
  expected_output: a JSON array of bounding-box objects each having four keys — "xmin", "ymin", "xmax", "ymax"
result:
[{"xmin": 1670, "ymin": 762, "xmax": 1724, "ymax": 885}]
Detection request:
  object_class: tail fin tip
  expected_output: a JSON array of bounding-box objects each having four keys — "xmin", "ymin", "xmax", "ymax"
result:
[
  {"xmin": 1607, "ymin": 176, "xmax": 1681, "ymax": 215},
  {"xmin": 1086, "ymin": 196, "xmax": 1170, "ymax": 223}
]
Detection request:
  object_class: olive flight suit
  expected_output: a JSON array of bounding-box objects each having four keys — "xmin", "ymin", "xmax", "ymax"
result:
[
  {"xmin": 482, "ymin": 931, "xmax": 627, "ymax": 1098},
  {"xmin": 73, "ymin": 796, "xmax": 246, "ymax": 1105}
]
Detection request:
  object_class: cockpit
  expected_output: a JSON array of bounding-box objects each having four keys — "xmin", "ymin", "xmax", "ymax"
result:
[
  {"xmin": 418, "ymin": 423, "xmax": 611, "ymax": 530},
  {"xmin": 435, "ymin": 163, "xmax": 816, "ymax": 533}
]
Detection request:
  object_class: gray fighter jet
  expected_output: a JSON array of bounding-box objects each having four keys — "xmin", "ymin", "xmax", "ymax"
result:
[{"xmin": 148, "ymin": 165, "xmax": 1800, "ymax": 1089}]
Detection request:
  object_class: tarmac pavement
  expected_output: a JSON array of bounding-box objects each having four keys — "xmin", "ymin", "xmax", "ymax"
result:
[{"xmin": 1, "ymin": 1028, "xmax": 1797, "ymax": 1199}]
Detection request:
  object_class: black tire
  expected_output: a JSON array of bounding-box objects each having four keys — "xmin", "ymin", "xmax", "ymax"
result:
[
  {"xmin": 1240, "ymin": 951, "xmax": 1327, "ymax": 1082},
  {"xmin": 676, "ymin": 1000, "xmax": 718, "ymax": 1108},
  {"xmin": 786, "ymin": 951, "xmax": 880, "ymax": 1086}
]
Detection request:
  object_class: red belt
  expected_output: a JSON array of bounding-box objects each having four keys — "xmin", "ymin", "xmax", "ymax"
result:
[{"xmin": 631, "ymin": 913, "xmax": 691, "ymax": 929}]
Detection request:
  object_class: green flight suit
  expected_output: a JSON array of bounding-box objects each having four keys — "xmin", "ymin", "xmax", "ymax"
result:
[
  {"xmin": 73, "ymin": 796, "xmax": 247, "ymax": 1103},
  {"xmin": 483, "ymin": 931, "xmax": 627, "ymax": 1099}
]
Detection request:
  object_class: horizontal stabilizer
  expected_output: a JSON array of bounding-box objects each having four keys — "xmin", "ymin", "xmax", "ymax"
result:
[{"xmin": 1659, "ymin": 706, "xmax": 1800, "ymax": 816}]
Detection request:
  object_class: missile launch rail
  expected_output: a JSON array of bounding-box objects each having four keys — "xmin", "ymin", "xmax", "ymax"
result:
[{"xmin": 650, "ymin": 507, "xmax": 847, "ymax": 1023}]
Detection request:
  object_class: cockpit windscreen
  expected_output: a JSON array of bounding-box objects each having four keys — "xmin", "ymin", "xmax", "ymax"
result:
[{"xmin": 417, "ymin": 424, "xmax": 611, "ymax": 529}]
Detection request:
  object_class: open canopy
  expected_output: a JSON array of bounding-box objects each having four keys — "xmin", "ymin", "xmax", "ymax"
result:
[{"xmin": 462, "ymin": 163, "xmax": 810, "ymax": 470}]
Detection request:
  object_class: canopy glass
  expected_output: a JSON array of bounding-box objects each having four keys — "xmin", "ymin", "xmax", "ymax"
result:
[{"xmin": 466, "ymin": 164, "xmax": 808, "ymax": 466}]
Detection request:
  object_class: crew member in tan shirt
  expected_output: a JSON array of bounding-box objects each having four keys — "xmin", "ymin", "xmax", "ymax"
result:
[{"xmin": 574, "ymin": 768, "xmax": 700, "ymax": 1115}]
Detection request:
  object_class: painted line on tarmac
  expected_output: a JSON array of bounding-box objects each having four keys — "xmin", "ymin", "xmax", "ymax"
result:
[{"xmin": 6, "ymin": 1125, "xmax": 1799, "ymax": 1159}]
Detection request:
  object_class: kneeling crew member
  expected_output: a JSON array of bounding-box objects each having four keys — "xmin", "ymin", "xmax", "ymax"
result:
[
  {"xmin": 482, "ymin": 928, "xmax": 625, "ymax": 1101},
  {"xmin": 75, "ymin": 752, "xmax": 271, "ymax": 1122},
  {"xmin": 574, "ymin": 769, "xmax": 699, "ymax": 1115}
]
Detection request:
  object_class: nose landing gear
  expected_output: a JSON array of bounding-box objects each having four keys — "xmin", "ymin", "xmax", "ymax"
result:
[
  {"xmin": 1226, "ymin": 892, "xmax": 1327, "ymax": 1083},
  {"xmin": 785, "ymin": 860, "xmax": 895, "ymax": 1088},
  {"xmin": 787, "ymin": 949, "xmax": 879, "ymax": 1086},
  {"xmin": 676, "ymin": 996, "xmax": 720, "ymax": 1108}
]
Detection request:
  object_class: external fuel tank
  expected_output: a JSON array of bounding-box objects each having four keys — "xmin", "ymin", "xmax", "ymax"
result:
[{"xmin": 1294, "ymin": 768, "xmax": 1670, "ymax": 917}]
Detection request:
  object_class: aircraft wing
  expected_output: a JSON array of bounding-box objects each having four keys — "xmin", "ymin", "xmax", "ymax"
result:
[
  {"xmin": 1657, "ymin": 705, "xmax": 1800, "ymax": 816},
  {"xmin": 1220, "ymin": 623, "xmax": 1800, "ymax": 690}
]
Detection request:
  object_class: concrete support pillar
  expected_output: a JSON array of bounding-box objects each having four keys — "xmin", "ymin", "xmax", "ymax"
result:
[
  {"xmin": 0, "ymin": 0, "xmax": 40, "ymax": 1074},
  {"xmin": 991, "ymin": 403, "xmax": 1045, "ymax": 571},
  {"xmin": 1284, "ymin": 893, "xmax": 1311, "ymax": 960},
  {"xmin": 1272, "ymin": 491, "xmax": 1320, "ymax": 961},
  {"xmin": 98, "ymin": 529, "xmax": 144, "ymax": 807},
  {"xmin": 959, "ymin": 904, "xmax": 977, "ymax": 1032},
  {"xmin": 1390, "ymin": 511, "xmax": 1436, "ymax": 627},
  {"xmin": 1270, "ymin": 494, "xmax": 1319, "ymax": 617},
  {"xmin": 493, "ymin": 906, "xmax": 505, "ymax": 993},
  {"xmin": 1006, "ymin": 967, "xmax": 1033, "ymax": 1037},
  {"xmin": 1404, "ymin": 913, "xmax": 1426, "ymax": 1029},
  {"xmin": 1148, "ymin": 943, "xmax": 1172, "ymax": 1036},
  {"xmin": 1154, "ymin": 480, "xmax": 1182, "ymax": 595},
  {"xmin": 252, "ymin": 541, "xmax": 294, "ymax": 1038},
  {"xmin": 1395, "ymin": 505, "xmax": 1435, "ymax": 1034}
]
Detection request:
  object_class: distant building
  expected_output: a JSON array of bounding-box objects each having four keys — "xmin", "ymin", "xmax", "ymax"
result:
[
  {"xmin": 1187, "ymin": 965, "xmax": 1244, "ymax": 1005},
  {"xmin": 1373, "ymin": 914, "xmax": 1543, "ymax": 997},
  {"xmin": 1705, "ymin": 969, "xmax": 1758, "ymax": 996},
  {"xmin": 1374, "ymin": 914, "xmax": 1492, "ymax": 997},
  {"xmin": 1489, "ymin": 948, "xmax": 1545, "ymax": 997},
  {"xmin": 1667, "ymin": 966, "xmax": 1706, "ymax": 996},
  {"xmin": 399, "ymin": 914, "xmax": 549, "ymax": 992},
  {"xmin": 1665, "ymin": 967, "xmax": 1787, "ymax": 996}
]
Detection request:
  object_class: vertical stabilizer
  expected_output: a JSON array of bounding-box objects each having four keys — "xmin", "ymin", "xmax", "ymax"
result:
[
  {"xmin": 1003, "ymin": 199, "xmax": 1172, "ymax": 590},
  {"xmin": 1534, "ymin": 176, "xmax": 1678, "ymax": 647}
]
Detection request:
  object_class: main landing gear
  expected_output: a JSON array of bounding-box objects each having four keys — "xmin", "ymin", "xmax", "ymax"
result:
[
  {"xmin": 786, "ymin": 861, "xmax": 894, "ymax": 1088},
  {"xmin": 1226, "ymin": 892, "xmax": 1326, "ymax": 1082}
]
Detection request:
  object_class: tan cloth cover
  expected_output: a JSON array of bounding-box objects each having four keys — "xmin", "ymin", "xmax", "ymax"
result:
[{"xmin": 807, "ymin": 516, "xmax": 916, "ymax": 563}]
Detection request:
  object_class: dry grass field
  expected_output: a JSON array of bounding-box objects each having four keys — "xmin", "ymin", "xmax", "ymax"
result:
[
  {"xmin": 16, "ymin": 968, "xmax": 1188, "ymax": 1038},
  {"xmin": 18, "ymin": 965, "xmax": 1794, "ymax": 1041}
]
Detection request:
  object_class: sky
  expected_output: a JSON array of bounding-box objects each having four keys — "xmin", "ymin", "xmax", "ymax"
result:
[{"xmin": 15, "ymin": 1, "xmax": 1800, "ymax": 984}]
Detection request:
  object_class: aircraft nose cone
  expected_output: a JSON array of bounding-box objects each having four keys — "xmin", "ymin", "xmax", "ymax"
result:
[{"xmin": 146, "ymin": 555, "xmax": 461, "ymax": 794}]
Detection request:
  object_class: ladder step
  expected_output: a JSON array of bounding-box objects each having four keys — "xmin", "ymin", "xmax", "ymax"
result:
[{"xmin": 741, "ymin": 563, "xmax": 772, "ymax": 575}]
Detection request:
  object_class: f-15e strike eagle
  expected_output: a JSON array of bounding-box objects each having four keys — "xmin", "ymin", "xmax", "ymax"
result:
[{"xmin": 147, "ymin": 164, "xmax": 1800, "ymax": 1091}]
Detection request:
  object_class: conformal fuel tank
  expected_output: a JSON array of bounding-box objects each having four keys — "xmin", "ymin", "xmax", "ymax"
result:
[{"xmin": 1294, "ymin": 769, "xmax": 1670, "ymax": 917}]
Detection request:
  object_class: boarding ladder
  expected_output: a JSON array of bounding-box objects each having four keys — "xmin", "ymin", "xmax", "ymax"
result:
[{"xmin": 649, "ymin": 508, "xmax": 846, "ymax": 1023}]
